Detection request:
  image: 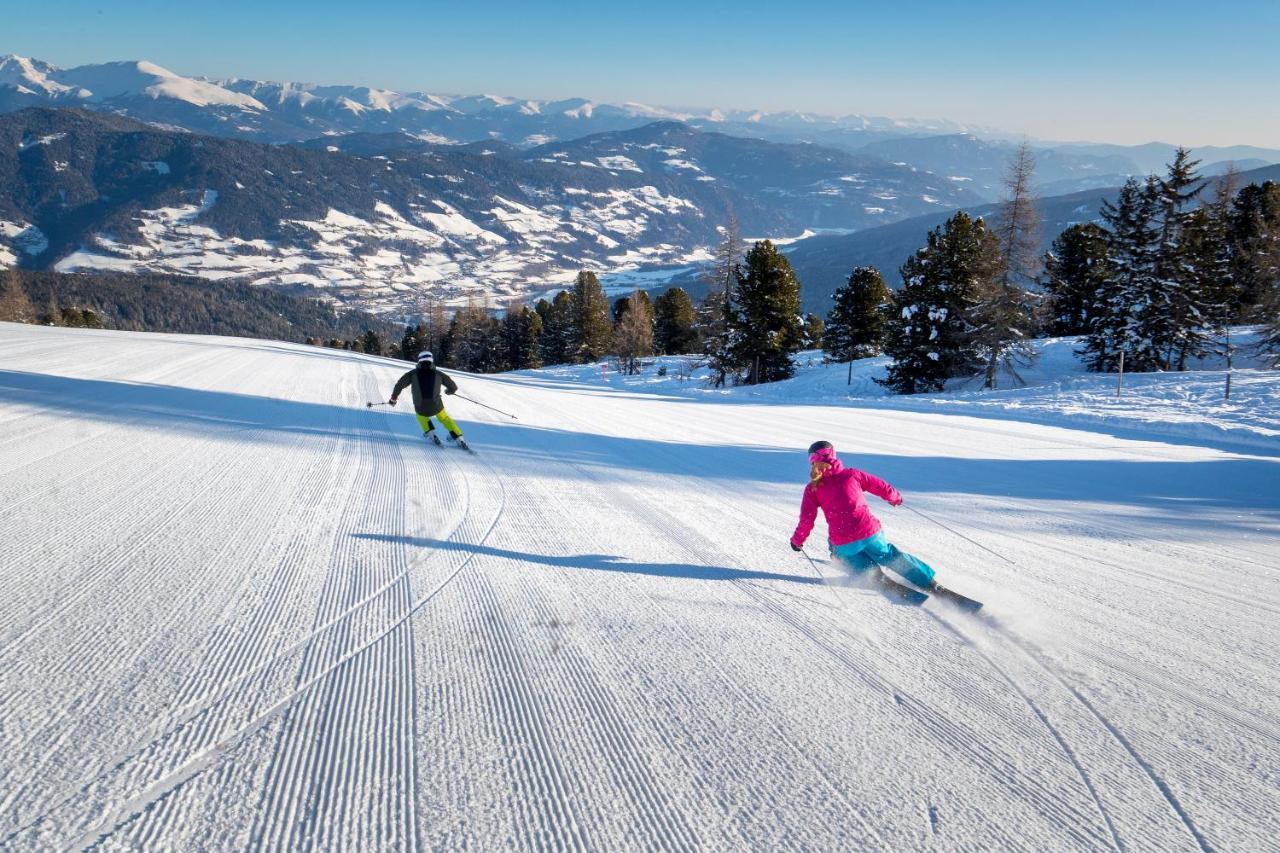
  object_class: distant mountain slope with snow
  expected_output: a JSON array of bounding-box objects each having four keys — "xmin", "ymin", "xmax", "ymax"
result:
[
  {"xmin": 1, "ymin": 321, "xmax": 1276, "ymax": 849},
  {"xmin": 5, "ymin": 54, "xmax": 1276, "ymax": 202},
  {"xmin": 0, "ymin": 109, "xmax": 982, "ymax": 312},
  {"xmin": 0, "ymin": 53, "xmax": 976, "ymax": 149}
]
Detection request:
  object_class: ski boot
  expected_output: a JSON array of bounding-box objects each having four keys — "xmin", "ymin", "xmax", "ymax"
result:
[{"xmin": 425, "ymin": 430, "xmax": 443, "ymax": 447}]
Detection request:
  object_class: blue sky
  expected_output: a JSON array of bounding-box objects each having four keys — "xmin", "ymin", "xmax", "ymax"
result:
[{"xmin": 5, "ymin": 0, "xmax": 1278, "ymax": 147}]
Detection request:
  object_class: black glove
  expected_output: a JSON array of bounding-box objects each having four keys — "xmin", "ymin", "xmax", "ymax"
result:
[
  {"xmin": 790, "ymin": 542, "xmax": 803, "ymax": 552},
  {"xmin": 388, "ymin": 398, "xmax": 398, "ymax": 407},
  {"xmin": 446, "ymin": 388, "xmax": 455, "ymax": 395}
]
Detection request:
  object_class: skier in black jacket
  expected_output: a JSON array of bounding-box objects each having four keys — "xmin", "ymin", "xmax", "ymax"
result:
[{"xmin": 389, "ymin": 350, "xmax": 468, "ymax": 448}]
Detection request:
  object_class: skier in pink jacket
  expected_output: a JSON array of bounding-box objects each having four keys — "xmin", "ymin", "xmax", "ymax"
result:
[{"xmin": 790, "ymin": 440, "xmax": 937, "ymax": 589}]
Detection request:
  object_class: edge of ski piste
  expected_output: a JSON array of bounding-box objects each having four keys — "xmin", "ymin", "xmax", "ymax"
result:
[{"xmin": 790, "ymin": 439, "xmax": 986, "ymax": 613}]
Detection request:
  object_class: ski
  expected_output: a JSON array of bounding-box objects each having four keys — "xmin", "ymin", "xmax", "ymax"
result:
[
  {"xmin": 860, "ymin": 569, "xmax": 983, "ymax": 611},
  {"xmin": 925, "ymin": 582, "xmax": 984, "ymax": 613},
  {"xmin": 869, "ymin": 570, "xmax": 929, "ymax": 605}
]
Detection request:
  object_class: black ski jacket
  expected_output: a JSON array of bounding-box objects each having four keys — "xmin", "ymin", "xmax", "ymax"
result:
[{"xmin": 392, "ymin": 364, "xmax": 457, "ymax": 415}]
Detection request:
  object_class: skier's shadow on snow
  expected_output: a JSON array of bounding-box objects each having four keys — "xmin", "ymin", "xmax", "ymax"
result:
[{"xmin": 353, "ymin": 533, "xmax": 824, "ymax": 586}]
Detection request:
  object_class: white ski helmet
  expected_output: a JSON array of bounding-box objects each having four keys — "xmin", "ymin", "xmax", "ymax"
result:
[{"xmin": 416, "ymin": 350, "xmax": 434, "ymax": 363}]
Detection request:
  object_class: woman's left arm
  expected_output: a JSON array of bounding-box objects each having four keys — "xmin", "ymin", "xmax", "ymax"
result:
[{"xmin": 854, "ymin": 470, "xmax": 903, "ymax": 506}]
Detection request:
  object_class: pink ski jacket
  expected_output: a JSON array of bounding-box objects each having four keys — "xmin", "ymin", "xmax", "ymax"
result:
[{"xmin": 790, "ymin": 458, "xmax": 902, "ymax": 549}]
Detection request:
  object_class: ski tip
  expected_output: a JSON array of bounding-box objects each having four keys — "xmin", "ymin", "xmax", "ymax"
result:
[{"xmin": 940, "ymin": 595, "xmax": 985, "ymax": 613}]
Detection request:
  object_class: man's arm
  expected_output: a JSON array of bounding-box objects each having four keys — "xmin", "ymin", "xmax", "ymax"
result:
[
  {"xmin": 440, "ymin": 371, "xmax": 458, "ymax": 395},
  {"xmin": 390, "ymin": 371, "xmax": 413, "ymax": 402}
]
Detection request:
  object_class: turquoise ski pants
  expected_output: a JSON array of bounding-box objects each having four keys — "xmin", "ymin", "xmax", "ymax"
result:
[{"xmin": 832, "ymin": 531, "xmax": 936, "ymax": 588}]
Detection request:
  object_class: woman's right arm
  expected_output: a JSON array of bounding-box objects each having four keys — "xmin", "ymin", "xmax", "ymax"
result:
[{"xmin": 790, "ymin": 487, "xmax": 818, "ymax": 549}]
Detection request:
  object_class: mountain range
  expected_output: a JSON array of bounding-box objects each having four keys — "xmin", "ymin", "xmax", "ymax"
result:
[
  {"xmin": 2, "ymin": 53, "xmax": 1278, "ymax": 317},
  {"xmin": 0, "ymin": 54, "xmax": 973, "ymax": 150},
  {"xmin": 0, "ymin": 108, "xmax": 985, "ymax": 312},
  {"xmin": 5, "ymin": 54, "xmax": 1278, "ymax": 203}
]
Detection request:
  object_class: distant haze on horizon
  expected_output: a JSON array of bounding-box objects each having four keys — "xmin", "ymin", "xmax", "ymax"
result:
[{"xmin": 6, "ymin": 0, "xmax": 1278, "ymax": 149}]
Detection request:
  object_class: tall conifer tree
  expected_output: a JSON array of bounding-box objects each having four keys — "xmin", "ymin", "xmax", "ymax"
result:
[
  {"xmin": 653, "ymin": 287, "xmax": 698, "ymax": 355},
  {"xmin": 1085, "ymin": 177, "xmax": 1160, "ymax": 372},
  {"xmin": 1042, "ymin": 223, "xmax": 1111, "ymax": 337},
  {"xmin": 880, "ymin": 212, "xmax": 999, "ymax": 394},
  {"xmin": 571, "ymin": 270, "xmax": 611, "ymax": 363},
  {"xmin": 731, "ymin": 240, "xmax": 804, "ymax": 384},
  {"xmin": 824, "ymin": 266, "xmax": 890, "ymax": 365}
]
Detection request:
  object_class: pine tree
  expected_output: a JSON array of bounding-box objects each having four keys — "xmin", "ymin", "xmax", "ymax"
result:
[
  {"xmin": 1182, "ymin": 176, "xmax": 1239, "ymax": 350},
  {"xmin": 446, "ymin": 302, "xmax": 506, "ymax": 372},
  {"xmin": 524, "ymin": 307, "xmax": 544, "ymax": 369},
  {"xmin": 880, "ymin": 212, "xmax": 998, "ymax": 394},
  {"xmin": 1150, "ymin": 148, "xmax": 1206, "ymax": 370},
  {"xmin": 39, "ymin": 293, "xmax": 61, "ymax": 326},
  {"xmin": 571, "ymin": 270, "xmax": 611, "ymax": 363},
  {"xmin": 1084, "ymin": 177, "xmax": 1161, "ymax": 372},
  {"xmin": 539, "ymin": 290, "xmax": 576, "ymax": 365},
  {"xmin": 1041, "ymin": 223, "xmax": 1111, "ymax": 336},
  {"xmin": 698, "ymin": 216, "xmax": 745, "ymax": 387},
  {"xmin": 399, "ymin": 324, "xmax": 421, "ymax": 362},
  {"xmin": 1230, "ymin": 180, "xmax": 1280, "ymax": 315},
  {"xmin": 360, "ymin": 330, "xmax": 384, "ymax": 356},
  {"xmin": 612, "ymin": 289, "xmax": 655, "ymax": 375},
  {"xmin": 802, "ymin": 314, "xmax": 825, "ymax": 349},
  {"xmin": 825, "ymin": 265, "xmax": 891, "ymax": 366},
  {"xmin": 653, "ymin": 287, "xmax": 698, "ymax": 355},
  {"xmin": 0, "ymin": 271, "xmax": 35, "ymax": 323},
  {"xmin": 502, "ymin": 304, "xmax": 543, "ymax": 370},
  {"xmin": 974, "ymin": 141, "xmax": 1041, "ymax": 389},
  {"xmin": 1249, "ymin": 186, "xmax": 1280, "ymax": 361},
  {"xmin": 1263, "ymin": 286, "xmax": 1280, "ymax": 367},
  {"xmin": 731, "ymin": 240, "xmax": 805, "ymax": 384}
]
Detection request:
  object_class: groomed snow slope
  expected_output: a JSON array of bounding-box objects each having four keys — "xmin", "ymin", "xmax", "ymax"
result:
[{"xmin": 1, "ymin": 323, "xmax": 1277, "ymax": 850}]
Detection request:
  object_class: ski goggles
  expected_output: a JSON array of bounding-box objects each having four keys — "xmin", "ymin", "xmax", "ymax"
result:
[{"xmin": 809, "ymin": 448, "xmax": 836, "ymax": 465}]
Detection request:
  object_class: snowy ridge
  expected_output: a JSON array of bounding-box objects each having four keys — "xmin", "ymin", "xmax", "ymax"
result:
[
  {"xmin": 0, "ymin": 53, "xmax": 985, "ymax": 147},
  {"xmin": 0, "ymin": 322, "xmax": 1276, "ymax": 848}
]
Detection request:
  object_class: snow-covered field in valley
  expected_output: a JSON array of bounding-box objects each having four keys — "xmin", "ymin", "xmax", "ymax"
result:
[{"xmin": 1, "ymin": 322, "xmax": 1277, "ymax": 850}]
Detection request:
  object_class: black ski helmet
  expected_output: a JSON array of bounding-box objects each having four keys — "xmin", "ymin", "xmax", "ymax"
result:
[{"xmin": 807, "ymin": 440, "xmax": 833, "ymax": 455}]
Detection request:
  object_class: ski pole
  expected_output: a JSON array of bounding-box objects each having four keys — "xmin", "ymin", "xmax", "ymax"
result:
[
  {"xmin": 797, "ymin": 548, "xmax": 845, "ymax": 610},
  {"xmin": 366, "ymin": 401, "xmax": 391, "ymax": 408},
  {"xmin": 453, "ymin": 394, "xmax": 518, "ymax": 419},
  {"xmin": 901, "ymin": 504, "xmax": 1016, "ymax": 567}
]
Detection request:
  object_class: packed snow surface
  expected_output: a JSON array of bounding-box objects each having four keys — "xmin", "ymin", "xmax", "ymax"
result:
[{"xmin": 0, "ymin": 323, "xmax": 1277, "ymax": 850}]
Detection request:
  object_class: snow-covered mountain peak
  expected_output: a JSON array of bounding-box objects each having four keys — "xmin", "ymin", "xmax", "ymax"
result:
[
  {"xmin": 0, "ymin": 54, "xmax": 87, "ymax": 98},
  {"xmin": 49, "ymin": 59, "xmax": 266, "ymax": 110}
]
